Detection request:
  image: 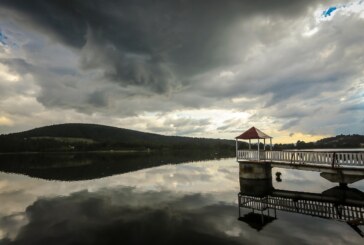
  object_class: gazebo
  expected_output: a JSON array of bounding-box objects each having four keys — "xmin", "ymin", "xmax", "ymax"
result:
[{"xmin": 235, "ymin": 127, "xmax": 272, "ymax": 160}]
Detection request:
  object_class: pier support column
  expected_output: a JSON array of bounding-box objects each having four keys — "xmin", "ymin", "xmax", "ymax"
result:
[
  {"xmin": 239, "ymin": 162, "xmax": 273, "ymax": 196},
  {"xmin": 239, "ymin": 162, "xmax": 272, "ymax": 180}
]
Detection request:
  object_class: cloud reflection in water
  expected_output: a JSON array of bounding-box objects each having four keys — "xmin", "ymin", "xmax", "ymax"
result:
[{"xmin": 0, "ymin": 158, "xmax": 364, "ymax": 244}]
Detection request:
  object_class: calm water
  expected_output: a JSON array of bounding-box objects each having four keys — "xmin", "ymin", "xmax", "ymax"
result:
[{"xmin": 0, "ymin": 154, "xmax": 363, "ymax": 244}]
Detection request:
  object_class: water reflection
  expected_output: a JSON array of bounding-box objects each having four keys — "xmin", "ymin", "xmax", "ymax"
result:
[
  {"xmin": 0, "ymin": 157, "xmax": 363, "ymax": 244},
  {"xmin": 238, "ymin": 163, "xmax": 364, "ymax": 237},
  {"xmin": 1, "ymin": 187, "xmax": 242, "ymax": 245},
  {"xmin": 0, "ymin": 152, "xmax": 226, "ymax": 181}
]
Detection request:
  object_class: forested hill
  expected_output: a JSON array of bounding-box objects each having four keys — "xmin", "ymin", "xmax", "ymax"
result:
[
  {"xmin": 273, "ymin": 134, "xmax": 364, "ymax": 150},
  {"xmin": 1, "ymin": 124, "xmax": 362, "ymax": 153},
  {"xmin": 0, "ymin": 123, "xmax": 236, "ymax": 153}
]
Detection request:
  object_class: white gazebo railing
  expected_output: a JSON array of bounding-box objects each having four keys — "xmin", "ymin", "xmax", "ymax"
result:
[{"xmin": 237, "ymin": 150, "xmax": 364, "ymax": 167}]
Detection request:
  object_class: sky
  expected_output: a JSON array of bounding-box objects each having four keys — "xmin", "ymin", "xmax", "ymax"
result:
[{"xmin": 0, "ymin": 0, "xmax": 363, "ymax": 143}]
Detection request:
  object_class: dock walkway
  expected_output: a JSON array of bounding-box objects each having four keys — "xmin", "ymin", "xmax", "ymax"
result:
[{"xmin": 237, "ymin": 150, "xmax": 364, "ymax": 168}]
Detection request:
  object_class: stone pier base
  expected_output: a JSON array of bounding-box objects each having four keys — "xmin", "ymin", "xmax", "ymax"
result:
[
  {"xmin": 239, "ymin": 162, "xmax": 273, "ymax": 197},
  {"xmin": 239, "ymin": 162, "xmax": 272, "ymax": 180}
]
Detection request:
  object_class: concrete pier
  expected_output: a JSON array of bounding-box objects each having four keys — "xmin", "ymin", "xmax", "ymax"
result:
[
  {"xmin": 239, "ymin": 162, "xmax": 271, "ymax": 180},
  {"xmin": 239, "ymin": 162, "xmax": 272, "ymax": 197}
]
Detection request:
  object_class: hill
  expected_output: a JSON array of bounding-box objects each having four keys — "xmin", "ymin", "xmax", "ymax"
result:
[
  {"xmin": 273, "ymin": 134, "xmax": 364, "ymax": 150},
  {"xmin": 1, "ymin": 124, "xmax": 362, "ymax": 153},
  {"xmin": 0, "ymin": 123, "xmax": 237, "ymax": 154},
  {"xmin": 316, "ymin": 134, "xmax": 364, "ymax": 148}
]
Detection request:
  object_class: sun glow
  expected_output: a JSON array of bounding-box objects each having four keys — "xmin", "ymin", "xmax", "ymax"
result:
[
  {"xmin": 0, "ymin": 116, "xmax": 13, "ymax": 126},
  {"xmin": 274, "ymin": 132, "xmax": 329, "ymax": 144},
  {"xmin": 0, "ymin": 63, "xmax": 20, "ymax": 82}
]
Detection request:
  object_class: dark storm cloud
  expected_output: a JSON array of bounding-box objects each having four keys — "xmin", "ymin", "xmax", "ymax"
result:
[
  {"xmin": 0, "ymin": 0, "xmax": 319, "ymax": 93},
  {"xmin": 1, "ymin": 0, "xmax": 363, "ymax": 137},
  {"xmin": 87, "ymin": 90, "xmax": 109, "ymax": 107},
  {"xmin": 0, "ymin": 212, "xmax": 26, "ymax": 241},
  {"xmin": 0, "ymin": 57, "xmax": 91, "ymax": 111},
  {"xmin": 0, "ymin": 58, "xmax": 34, "ymax": 75}
]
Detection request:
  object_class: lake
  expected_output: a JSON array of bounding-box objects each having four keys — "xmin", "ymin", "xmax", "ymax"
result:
[{"xmin": 0, "ymin": 154, "xmax": 363, "ymax": 244}]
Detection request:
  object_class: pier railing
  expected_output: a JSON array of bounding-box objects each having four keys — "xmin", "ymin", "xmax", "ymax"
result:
[
  {"xmin": 237, "ymin": 150, "xmax": 364, "ymax": 167},
  {"xmin": 238, "ymin": 194, "xmax": 364, "ymax": 223}
]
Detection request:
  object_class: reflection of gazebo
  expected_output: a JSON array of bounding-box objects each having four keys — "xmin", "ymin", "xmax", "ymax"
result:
[
  {"xmin": 238, "ymin": 212, "xmax": 276, "ymax": 231},
  {"xmin": 238, "ymin": 193, "xmax": 277, "ymax": 231}
]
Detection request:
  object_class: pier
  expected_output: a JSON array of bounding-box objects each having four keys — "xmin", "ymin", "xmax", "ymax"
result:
[
  {"xmin": 235, "ymin": 127, "xmax": 364, "ymax": 170},
  {"xmin": 235, "ymin": 127, "xmax": 364, "ymax": 236}
]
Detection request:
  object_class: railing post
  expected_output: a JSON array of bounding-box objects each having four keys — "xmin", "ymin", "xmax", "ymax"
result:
[{"xmin": 332, "ymin": 152, "xmax": 337, "ymax": 168}]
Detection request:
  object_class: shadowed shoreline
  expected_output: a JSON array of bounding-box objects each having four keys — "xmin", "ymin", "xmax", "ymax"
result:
[{"xmin": 0, "ymin": 151, "xmax": 233, "ymax": 181}]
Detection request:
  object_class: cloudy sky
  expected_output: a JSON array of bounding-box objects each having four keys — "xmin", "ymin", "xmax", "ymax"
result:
[{"xmin": 0, "ymin": 0, "xmax": 363, "ymax": 143}]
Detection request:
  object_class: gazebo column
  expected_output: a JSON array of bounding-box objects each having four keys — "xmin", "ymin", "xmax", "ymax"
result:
[
  {"xmin": 263, "ymin": 139, "xmax": 266, "ymax": 150},
  {"xmin": 249, "ymin": 139, "xmax": 251, "ymax": 150},
  {"xmin": 270, "ymin": 138, "xmax": 272, "ymax": 150},
  {"xmin": 235, "ymin": 139, "xmax": 238, "ymax": 161}
]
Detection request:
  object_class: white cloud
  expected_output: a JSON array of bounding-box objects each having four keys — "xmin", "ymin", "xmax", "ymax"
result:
[
  {"xmin": 0, "ymin": 63, "xmax": 20, "ymax": 82},
  {"xmin": 0, "ymin": 0, "xmax": 363, "ymax": 141}
]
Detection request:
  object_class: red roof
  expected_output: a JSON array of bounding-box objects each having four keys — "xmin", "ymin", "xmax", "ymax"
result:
[{"xmin": 235, "ymin": 127, "xmax": 272, "ymax": 139}]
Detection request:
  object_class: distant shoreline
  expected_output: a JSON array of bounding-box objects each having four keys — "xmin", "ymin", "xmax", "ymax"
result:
[{"xmin": 0, "ymin": 150, "xmax": 151, "ymax": 155}]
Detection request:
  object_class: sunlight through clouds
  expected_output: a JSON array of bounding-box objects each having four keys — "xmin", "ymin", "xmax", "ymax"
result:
[
  {"xmin": 0, "ymin": 0, "xmax": 363, "ymax": 141},
  {"xmin": 0, "ymin": 116, "xmax": 13, "ymax": 126},
  {"xmin": 0, "ymin": 64, "xmax": 20, "ymax": 82}
]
